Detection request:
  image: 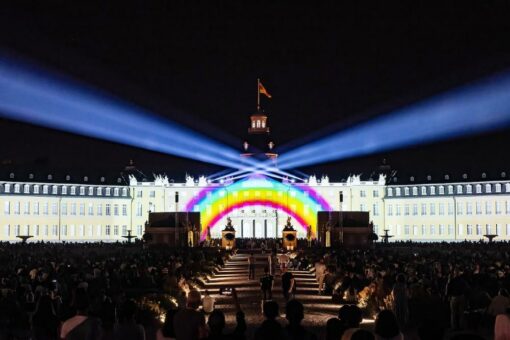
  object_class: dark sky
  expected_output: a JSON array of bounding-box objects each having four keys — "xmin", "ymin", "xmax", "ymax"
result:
[{"xmin": 1, "ymin": 2, "xmax": 510, "ymax": 181}]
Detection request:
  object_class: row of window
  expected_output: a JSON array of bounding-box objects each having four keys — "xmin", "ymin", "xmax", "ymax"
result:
[
  {"xmin": 387, "ymin": 201, "xmax": 510, "ymax": 216},
  {"xmin": 2, "ymin": 183, "xmax": 128, "ymax": 197},
  {"xmin": 3, "ymin": 224, "xmax": 144, "ymax": 238},
  {"xmin": 3, "ymin": 201, "xmax": 129, "ymax": 217},
  {"xmin": 359, "ymin": 190, "xmax": 380, "ymax": 198},
  {"xmin": 389, "ymin": 224, "xmax": 510, "ymax": 237},
  {"xmin": 388, "ymin": 183, "xmax": 510, "ymax": 197}
]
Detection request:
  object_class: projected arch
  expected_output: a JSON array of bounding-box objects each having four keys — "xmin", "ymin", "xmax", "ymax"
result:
[{"xmin": 184, "ymin": 175, "xmax": 332, "ymax": 239}]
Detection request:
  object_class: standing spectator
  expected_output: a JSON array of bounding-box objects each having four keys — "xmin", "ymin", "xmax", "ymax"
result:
[
  {"xmin": 32, "ymin": 295, "xmax": 59, "ymax": 340},
  {"xmin": 495, "ymin": 307, "xmax": 510, "ymax": 340},
  {"xmin": 60, "ymin": 290, "xmax": 102, "ymax": 339},
  {"xmin": 260, "ymin": 266, "xmax": 274, "ymax": 301},
  {"xmin": 282, "ymin": 272, "xmax": 296, "ymax": 302},
  {"xmin": 285, "ymin": 300, "xmax": 317, "ymax": 340},
  {"xmin": 113, "ymin": 300, "xmax": 145, "ymax": 340},
  {"xmin": 254, "ymin": 301, "xmax": 287, "ymax": 340},
  {"xmin": 279, "ymin": 253, "xmax": 290, "ymax": 274},
  {"xmin": 488, "ymin": 289, "xmax": 510, "ymax": 316},
  {"xmin": 248, "ymin": 253, "xmax": 256, "ymax": 280},
  {"xmin": 374, "ymin": 310, "xmax": 403, "ymax": 340},
  {"xmin": 202, "ymin": 290, "xmax": 215, "ymax": 314},
  {"xmin": 156, "ymin": 309, "xmax": 177, "ymax": 340},
  {"xmin": 391, "ymin": 274, "xmax": 408, "ymax": 327},
  {"xmin": 446, "ymin": 268, "xmax": 468, "ymax": 330},
  {"xmin": 315, "ymin": 259, "xmax": 327, "ymax": 295},
  {"xmin": 173, "ymin": 290, "xmax": 207, "ymax": 340}
]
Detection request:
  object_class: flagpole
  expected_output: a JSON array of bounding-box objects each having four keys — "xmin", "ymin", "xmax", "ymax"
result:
[{"xmin": 257, "ymin": 78, "xmax": 260, "ymax": 111}]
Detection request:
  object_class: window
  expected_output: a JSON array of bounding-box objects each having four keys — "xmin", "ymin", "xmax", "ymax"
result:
[
  {"xmin": 373, "ymin": 190, "xmax": 379, "ymax": 198},
  {"xmin": 61, "ymin": 203, "xmax": 67, "ymax": 215},
  {"xmin": 457, "ymin": 202, "xmax": 463, "ymax": 215},
  {"xmin": 3, "ymin": 225, "xmax": 9, "ymax": 236},
  {"xmin": 387, "ymin": 188, "xmax": 393, "ymax": 197},
  {"xmin": 97, "ymin": 204, "xmax": 103, "ymax": 216},
  {"xmin": 421, "ymin": 203, "xmax": 427, "ymax": 216},
  {"xmin": 430, "ymin": 225, "xmax": 435, "ymax": 235},
  {"xmin": 106, "ymin": 188, "xmax": 111, "ymax": 196},
  {"xmin": 404, "ymin": 204, "xmax": 410, "ymax": 216},
  {"xmin": 413, "ymin": 225, "xmax": 419, "ymax": 236},
  {"xmin": 458, "ymin": 224, "xmax": 463, "ymax": 236},
  {"xmin": 476, "ymin": 202, "xmax": 482, "ymax": 215},
  {"xmin": 507, "ymin": 224, "xmax": 510, "ymax": 236},
  {"xmin": 14, "ymin": 184, "xmax": 20, "ymax": 193},
  {"xmin": 430, "ymin": 186, "xmax": 436, "ymax": 195},
  {"xmin": 466, "ymin": 185, "xmax": 472, "ymax": 194},
  {"xmin": 69, "ymin": 225, "xmax": 75, "ymax": 237},
  {"xmin": 430, "ymin": 203, "xmax": 435, "ymax": 215},
  {"xmin": 52, "ymin": 225, "xmax": 58, "ymax": 236},
  {"xmin": 466, "ymin": 202, "xmax": 473, "ymax": 215},
  {"xmin": 421, "ymin": 225, "xmax": 426, "ymax": 235},
  {"xmin": 396, "ymin": 205, "xmax": 401, "ymax": 216},
  {"xmin": 122, "ymin": 225, "xmax": 127, "ymax": 236},
  {"xmin": 137, "ymin": 190, "xmax": 142, "ymax": 198},
  {"xmin": 105, "ymin": 225, "xmax": 111, "ymax": 236},
  {"xmin": 359, "ymin": 204, "xmax": 366, "ymax": 212},
  {"xmin": 88, "ymin": 203, "xmax": 94, "ymax": 216},
  {"xmin": 496, "ymin": 201, "xmax": 501, "ymax": 214},
  {"xmin": 24, "ymin": 202, "xmax": 30, "ymax": 214},
  {"xmin": 34, "ymin": 202, "xmax": 39, "ymax": 215},
  {"xmin": 413, "ymin": 204, "xmax": 418, "ymax": 216},
  {"xmin": 113, "ymin": 225, "xmax": 119, "ymax": 236},
  {"xmin": 395, "ymin": 188, "xmax": 401, "ymax": 196},
  {"xmin": 71, "ymin": 203, "xmax": 77, "ymax": 215},
  {"xmin": 448, "ymin": 185, "xmax": 454, "ymax": 194},
  {"xmin": 496, "ymin": 224, "xmax": 501, "ymax": 236},
  {"xmin": 448, "ymin": 225, "xmax": 454, "ymax": 235},
  {"xmin": 4, "ymin": 201, "xmax": 9, "ymax": 215},
  {"xmin": 421, "ymin": 187, "xmax": 427, "ymax": 195},
  {"xmin": 496, "ymin": 183, "xmax": 502, "ymax": 193},
  {"xmin": 79, "ymin": 187, "xmax": 85, "ymax": 195},
  {"xmin": 114, "ymin": 188, "xmax": 119, "ymax": 196},
  {"xmin": 33, "ymin": 185, "xmax": 39, "ymax": 194},
  {"xmin": 14, "ymin": 202, "xmax": 20, "ymax": 215},
  {"xmin": 78, "ymin": 225, "xmax": 84, "ymax": 237},
  {"xmin": 88, "ymin": 225, "xmax": 93, "ymax": 237},
  {"xmin": 475, "ymin": 224, "xmax": 482, "ymax": 235},
  {"xmin": 360, "ymin": 190, "xmax": 366, "ymax": 197},
  {"xmin": 486, "ymin": 184, "xmax": 492, "ymax": 193},
  {"xmin": 476, "ymin": 184, "xmax": 482, "ymax": 194},
  {"xmin": 486, "ymin": 201, "xmax": 492, "ymax": 214},
  {"xmin": 505, "ymin": 183, "xmax": 510, "ymax": 192},
  {"xmin": 43, "ymin": 202, "xmax": 48, "ymax": 215},
  {"xmin": 79, "ymin": 203, "xmax": 85, "ymax": 216},
  {"xmin": 136, "ymin": 203, "xmax": 143, "ymax": 216},
  {"xmin": 448, "ymin": 203, "xmax": 454, "ymax": 215},
  {"xmin": 486, "ymin": 224, "xmax": 492, "ymax": 235},
  {"xmin": 4, "ymin": 184, "xmax": 10, "ymax": 193},
  {"xmin": 114, "ymin": 204, "xmax": 119, "ymax": 216},
  {"xmin": 387, "ymin": 205, "xmax": 393, "ymax": 216},
  {"xmin": 61, "ymin": 225, "xmax": 67, "ymax": 236},
  {"xmin": 456, "ymin": 185, "xmax": 463, "ymax": 194},
  {"xmin": 34, "ymin": 225, "xmax": 39, "ymax": 236},
  {"xmin": 52, "ymin": 203, "xmax": 58, "ymax": 215},
  {"xmin": 412, "ymin": 187, "xmax": 418, "ymax": 196},
  {"xmin": 137, "ymin": 225, "xmax": 143, "ymax": 236},
  {"xmin": 88, "ymin": 187, "xmax": 94, "ymax": 195},
  {"xmin": 122, "ymin": 188, "xmax": 127, "ymax": 196},
  {"xmin": 404, "ymin": 187, "xmax": 409, "ymax": 196},
  {"xmin": 373, "ymin": 224, "xmax": 378, "ymax": 235},
  {"xmin": 62, "ymin": 186, "xmax": 67, "ymax": 195},
  {"xmin": 14, "ymin": 225, "xmax": 20, "ymax": 236},
  {"xmin": 439, "ymin": 203, "xmax": 445, "ymax": 215},
  {"xmin": 105, "ymin": 204, "xmax": 111, "ymax": 216},
  {"xmin": 467, "ymin": 224, "xmax": 473, "ymax": 235},
  {"xmin": 439, "ymin": 224, "xmax": 445, "ymax": 235},
  {"xmin": 150, "ymin": 190, "xmax": 156, "ymax": 198},
  {"xmin": 404, "ymin": 225, "xmax": 410, "ymax": 235},
  {"xmin": 23, "ymin": 184, "xmax": 30, "ymax": 194},
  {"xmin": 70, "ymin": 186, "xmax": 76, "ymax": 195},
  {"xmin": 438, "ymin": 186, "xmax": 444, "ymax": 195},
  {"xmin": 507, "ymin": 201, "xmax": 510, "ymax": 214},
  {"xmin": 96, "ymin": 225, "xmax": 102, "ymax": 237},
  {"xmin": 122, "ymin": 204, "xmax": 127, "ymax": 216},
  {"xmin": 96, "ymin": 187, "xmax": 102, "ymax": 196}
]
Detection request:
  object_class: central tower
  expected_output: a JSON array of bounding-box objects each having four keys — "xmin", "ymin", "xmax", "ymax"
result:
[{"xmin": 240, "ymin": 79, "xmax": 278, "ymax": 162}]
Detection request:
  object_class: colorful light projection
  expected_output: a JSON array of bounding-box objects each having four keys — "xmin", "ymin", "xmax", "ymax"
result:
[{"xmin": 185, "ymin": 175, "xmax": 332, "ymax": 239}]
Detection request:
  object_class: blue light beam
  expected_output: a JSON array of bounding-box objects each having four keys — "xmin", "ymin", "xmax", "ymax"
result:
[
  {"xmin": 0, "ymin": 56, "xmax": 260, "ymax": 170},
  {"xmin": 277, "ymin": 71, "xmax": 510, "ymax": 169}
]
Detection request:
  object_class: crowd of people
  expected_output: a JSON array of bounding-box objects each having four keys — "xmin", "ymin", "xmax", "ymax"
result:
[{"xmin": 0, "ymin": 240, "xmax": 508, "ymax": 339}]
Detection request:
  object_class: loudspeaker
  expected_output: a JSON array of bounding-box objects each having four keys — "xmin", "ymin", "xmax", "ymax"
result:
[
  {"xmin": 175, "ymin": 192, "xmax": 179, "ymax": 203},
  {"xmin": 339, "ymin": 191, "xmax": 343, "ymax": 203}
]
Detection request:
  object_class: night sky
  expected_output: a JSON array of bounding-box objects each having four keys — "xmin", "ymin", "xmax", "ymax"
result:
[{"xmin": 1, "ymin": 2, "xmax": 510, "ymax": 182}]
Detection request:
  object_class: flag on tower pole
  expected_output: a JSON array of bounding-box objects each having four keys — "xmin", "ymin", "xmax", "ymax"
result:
[{"xmin": 257, "ymin": 78, "xmax": 271, "ymax": 110}]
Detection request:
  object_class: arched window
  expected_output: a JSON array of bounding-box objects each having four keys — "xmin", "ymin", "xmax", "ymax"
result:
[
  {"xmin": 404, "ymin": 187, "xmax": 409, "ymax": 196},
  {"xmin": 438, "ymin": 186, "xmax": 444, "ymax": 195},
  {"xmin": 412, "ymin": 187, "xmax": 418, "ymax": 195},
  {"xmin": 456, "ymin": 185, "xmax": 463, "ymax": 194},
  {"xmin": 448, "ymin": 185, "xmax": 453, "ymax": 194},
  {"xmin": 485, "ymin": 184, "xmax": 492, "ymax": 193},
  {"xmin": 505, "ymin": 183, "xmax": 510, "ymax": 192},
  {"xmin": 23, "ymin": 184, "xmax": 30, "ymax": 194},
  {"xmin": 475, "ymin": 184, "xmax": 482, "ymax": 193},
  {"xmin": 466, "ymin": 185, "xmax": 472, "ymax": 194},
  {"xmin": 495, "ymin": 183, "xmax": 502, "ymax": 193},
  {"xmin": 387, "ymin": 188, "xmax": 393, "ymax": 197},
  {"xmin": 395, "ymin": 188, "xmax": 401, "ymax": 196},
  {"xmin": 14, "ymin": 184, "xmax": 20, "ymax": 193}
]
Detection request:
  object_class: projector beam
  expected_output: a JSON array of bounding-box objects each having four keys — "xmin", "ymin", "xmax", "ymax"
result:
[{"xmin": 277, "ymin": 71, "xmax": 510, "ymax": 169}]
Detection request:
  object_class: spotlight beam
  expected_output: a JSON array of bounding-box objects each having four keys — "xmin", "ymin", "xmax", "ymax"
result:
[
  {"xmin": 277, "ymin": 71, "xmax": 510, "ymax": 169},
  {"xmin": 0, "ymin": 57, "xmax": 263, "ymax": 170}
]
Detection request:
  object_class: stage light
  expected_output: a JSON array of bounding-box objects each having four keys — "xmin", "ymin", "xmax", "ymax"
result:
[
  {"xmin": 277, "ymin": 71, "xmax": 510, "ymax": 169},
  {"xmin": 0, "ymin": 56, "xmax": 263, "ymax": 170}
]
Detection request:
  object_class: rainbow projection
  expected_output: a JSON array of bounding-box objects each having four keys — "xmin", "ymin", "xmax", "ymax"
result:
[{"xmin": 185, "ymin": 175, "xmax": 332, "ymax": 239}]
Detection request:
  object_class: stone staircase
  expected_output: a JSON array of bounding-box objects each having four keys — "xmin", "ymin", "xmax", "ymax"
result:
[{"xmin": 202, "ymin": 250, "xmax": 343, "ymax": 335}]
